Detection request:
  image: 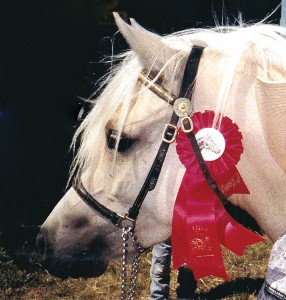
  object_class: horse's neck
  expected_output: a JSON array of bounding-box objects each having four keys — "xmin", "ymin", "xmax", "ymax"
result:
[{"xmin": 193, "ymin": 46, "xmax": 286, "ymax": 118}]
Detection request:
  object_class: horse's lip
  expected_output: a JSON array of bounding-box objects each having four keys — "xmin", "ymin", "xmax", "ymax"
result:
[{"xmin": 45, "ymin": 255, "xmax": 108, "ymax": 278}]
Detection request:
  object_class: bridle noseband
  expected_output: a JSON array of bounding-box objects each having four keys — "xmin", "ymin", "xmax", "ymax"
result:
[{"xmin": 73, "ymin": 46, "xmax": 204, "ymax": 229}]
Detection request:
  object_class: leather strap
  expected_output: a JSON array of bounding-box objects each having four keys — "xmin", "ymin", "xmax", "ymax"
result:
[
  {"xmin": 127, "ymin": 112, "xmax": 179, "ymax": 219},
  {"xmin": 74, "ymin": 180, "xmax": 122, "ymax": 226}
]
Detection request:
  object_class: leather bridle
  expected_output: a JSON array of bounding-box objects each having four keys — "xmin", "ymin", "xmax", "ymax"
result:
[{"xmin": 73, "ymin": 46, "xmax": 204, "ymax": 229}]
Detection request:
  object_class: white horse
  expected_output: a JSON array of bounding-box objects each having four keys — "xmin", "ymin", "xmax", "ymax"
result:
[{"xmin": 37, "ymin": 13, "xmax": 286, "ymax": 281}]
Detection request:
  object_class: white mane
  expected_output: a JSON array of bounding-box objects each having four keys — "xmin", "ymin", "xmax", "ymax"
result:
[{"xmin": 71, "ymin": 23, "xmax": 286, "ymax": 187}]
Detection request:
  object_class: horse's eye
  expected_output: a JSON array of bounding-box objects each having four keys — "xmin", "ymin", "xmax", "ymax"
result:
[{"xmin": 107, "ymin": 130, "xmax": 135, "ymax": 153}]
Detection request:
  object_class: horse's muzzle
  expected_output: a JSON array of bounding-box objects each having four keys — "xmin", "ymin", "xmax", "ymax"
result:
[{"xmin": 36, "ymin": 229, "xmax": 108, "ymax": 278}]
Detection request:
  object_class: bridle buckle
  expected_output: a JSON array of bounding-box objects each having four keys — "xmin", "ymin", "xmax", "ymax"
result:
[
  {"xmin": 162, "ymin": 124, "xmax": 178, "ymax": 143},
  {"xmin": 181, "ymin": 116, "xmax": 193, "ymax": 133},
  {"xmin": 116, "ymin": 213, "xmax": 136, "ymax": 229}
]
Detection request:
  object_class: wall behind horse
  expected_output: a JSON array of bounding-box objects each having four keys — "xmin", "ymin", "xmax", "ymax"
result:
[
  {"xmin": 124, "ymin": 0, "xmax": 281, "ymax": 31},
  {"xmin": 0, "ymin": 1, "xmax": 99, "ymax": 231},
  {"xmin": 0, "ymin": 0, "xmax": 281, "ymax": 248}
]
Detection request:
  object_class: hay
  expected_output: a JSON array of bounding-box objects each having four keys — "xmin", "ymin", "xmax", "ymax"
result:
[{"xmin": 0, "ymin": 237, "xmax": 272, "ymax": 299}]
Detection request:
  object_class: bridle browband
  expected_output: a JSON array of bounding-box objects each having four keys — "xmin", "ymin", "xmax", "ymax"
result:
[{"xmin": 73, "ymin": 46, "xmax": 204, "ymax": 229}]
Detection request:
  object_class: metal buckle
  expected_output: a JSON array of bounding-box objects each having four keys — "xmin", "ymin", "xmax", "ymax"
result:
[
  {"xmin": 162, "ymin": 124, "xmax": 178, "ymax": 143},
  {"xmin": 181, "ymin": 116, "xmax": 193, "ymax": 133},
  {"xmin": 116, "ymin": 213, "xmax": 136, "ymax": 229}
]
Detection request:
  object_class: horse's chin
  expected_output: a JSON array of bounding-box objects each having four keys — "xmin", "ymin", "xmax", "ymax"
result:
[{"xmin": 44, "ymin": 255, "xmax": 108, "ymax": 278}]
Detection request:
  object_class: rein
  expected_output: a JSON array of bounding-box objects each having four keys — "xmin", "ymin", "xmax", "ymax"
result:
[{"xmin": 73, "ymin": 46, "xmax": 204, "ymax": 299}]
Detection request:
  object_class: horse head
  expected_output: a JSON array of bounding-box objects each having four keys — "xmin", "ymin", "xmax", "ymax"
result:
[
  {"xmin": 197, "ymin": 134, "xmax": 221, "ymax": 154},
  {"xmin": 37, "ymin": 14, "xmax": 286, "ymax": 279}
]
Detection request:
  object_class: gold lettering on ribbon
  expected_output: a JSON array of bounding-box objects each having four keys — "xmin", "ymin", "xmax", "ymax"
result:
[
  {"xmin": 220, "ymin": 172, "xmax": 241, "ymax": 194},
  {"xmin": 190, "ymin": 226, "xmax": 213, "ymax": 253},
  {"xmin": 191, "ymin": 225, "xmax": 208, "ymax": 233},
  {"xmin": 190, "ymin": 237, "xmax": 213, "ymax": 252}
]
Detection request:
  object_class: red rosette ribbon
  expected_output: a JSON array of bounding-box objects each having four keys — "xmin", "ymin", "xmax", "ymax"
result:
[{"xmin": 172, "ymin": 111, "xmax": 264, "ymax": 281}]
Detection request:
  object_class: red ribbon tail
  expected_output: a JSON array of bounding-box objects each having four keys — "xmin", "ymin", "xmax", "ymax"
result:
[
  {"xmin": 172, "ymin": 178, "xmax": 230, "ymax": 280},
  {"xmin": 216, "ymin": 202, "xmax": 265, "ymax": 255}
]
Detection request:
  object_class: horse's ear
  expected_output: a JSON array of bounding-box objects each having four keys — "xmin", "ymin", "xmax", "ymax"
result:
[
  {"xmin": 113, "ymin": 12, "xmax": 183, "ymax": 75},
  {"xmin": 256, "ymin": 76, "xmax": 286, "ymax": 171}
]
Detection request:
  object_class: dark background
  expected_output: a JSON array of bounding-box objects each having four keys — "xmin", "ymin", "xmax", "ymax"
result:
[{"xmin": 0, "ymin": 0, "xmax": 281, "ymax": 260}]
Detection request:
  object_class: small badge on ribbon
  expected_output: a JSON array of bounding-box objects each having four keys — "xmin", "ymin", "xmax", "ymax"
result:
[{"xmin": 172, "ymin": 110, "xmax": 264, "ymax": 281}]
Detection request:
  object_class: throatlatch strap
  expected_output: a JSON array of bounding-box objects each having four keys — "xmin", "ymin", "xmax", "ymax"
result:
[{"xmin": 128, "ymin": 46, "xmax": 204, "ymax": 219}]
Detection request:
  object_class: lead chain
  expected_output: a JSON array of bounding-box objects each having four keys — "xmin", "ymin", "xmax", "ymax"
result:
[{"xmin": 121, "ymin": 227, "xmax": 144, "ymax": 300}]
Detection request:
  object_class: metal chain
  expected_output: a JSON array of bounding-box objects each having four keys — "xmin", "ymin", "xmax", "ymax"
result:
[
  {"xmin": 120, "ymin": 227, "xmax": 145, "ymax": 300},
  {"xmin": 121, "ymin": 227, "xmax": 129, "ymax": 300}
]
